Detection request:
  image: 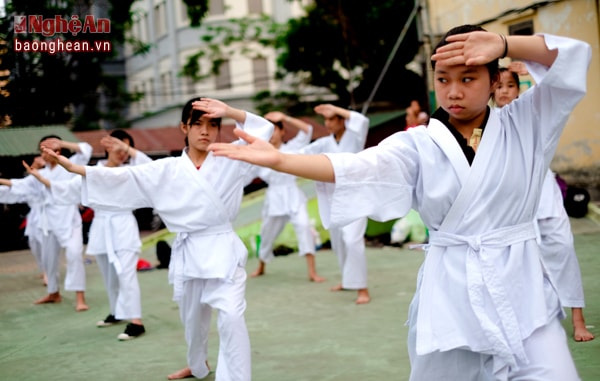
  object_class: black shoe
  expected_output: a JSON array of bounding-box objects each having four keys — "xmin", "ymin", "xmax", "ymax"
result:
[
  {"xmin": 117, "ymin": 323, "xmax": 145, "ymax": 341},
  {"xmin": 96, "ymin": 314, "xmax": 123, "ymax": 327}
]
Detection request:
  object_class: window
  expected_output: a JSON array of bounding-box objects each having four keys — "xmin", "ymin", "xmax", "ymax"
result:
[
  {"xmin": 248, "ymin": 0, "xmax": 263, "ymax": 14},
  {"xmin": 215, "ymin": 60, "xmax": 231, "ymax": 90},
  {"xmin": 509, "ymin": 20, "xmax": 533, "ymax": 36},
  {"xmin": 209, "ymin": 0, "xmax": 225, "ymax": 16},
  {"xmin": 154, "ymin": 2, "xmax": 167, "ymax": 38},
  {"xmin": 252, "ymin": 57, "xmax": 268, "ymax": 91}
]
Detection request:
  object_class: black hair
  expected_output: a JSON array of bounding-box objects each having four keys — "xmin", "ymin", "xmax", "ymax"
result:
[
  {"xmin": 498, "ymin": 67, "xmax": 520, "ymax": 86},
  {"xmin": 431, "ymin": 24, "xmax": 499, "ymax": 80},
  {"xmin": 181, "ymin": 97, "xmax": 222, "ymax": 127},
  {"xmin": 181, "ymin": 97, "xmax": 222, "ymax": 147},
  {"xmin": 268, "ymin": 119, "xmax": 284, "ymax": 130},
  {"xmin": 39, "ymin": 134, "xmax": 70, "ymax": 156},
  {"xmin": 110, "ymin": 129, "xmax": 135, "ymax": 148}
]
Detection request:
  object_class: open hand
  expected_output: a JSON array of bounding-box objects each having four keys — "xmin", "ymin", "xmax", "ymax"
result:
[{"xmin": 209, "ymin": 128, "xmax": 282, "ymax": 168}]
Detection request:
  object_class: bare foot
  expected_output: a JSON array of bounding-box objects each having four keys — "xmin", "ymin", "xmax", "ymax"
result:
[
  {"xmin": 34, "ymin": 292, "xmax": 62, "ymax": 304},
  {"xmin": 76, "ymin": 303, "xmax": 89, "ymax": 312},
  {"xmin": 330, "ymin": 283, "xmax": 343, "ymax": 291},
  {"xmin": 309, "ymin": 274, "xmax": 326, "ymax": 283},
  {"xmin": 167, "ymin": 367, "xmax": 193, "ymax": 380},
  {"xmin": 355, "ymin": 291, "xmax": 371, "ymax": 305},
  {"xmin": 250, "ymin": 261, "xmax": 265, "ymax": 278},
  {"xmin": 574, "ymin": 325, "xmax": 595, "ymax": 342}
]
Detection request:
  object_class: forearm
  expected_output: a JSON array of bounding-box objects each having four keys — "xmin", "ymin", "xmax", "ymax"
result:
[
  {"xmin": 274, "ymin": 153, "xmax": 334, "ymax": 183},
  {"xmin": 60, "ymin": 141, "xmax": 82, "ymax": 152},
  {"xmin": 287, "ymin": 116, "xmax": 311, "ymax": 134},
  {"xmin": 0, "ymin": 178, "xmax": 12, "ymax": 187},
  {"xmin": 506, "ymin": 35, "xmax": 558, "ymax": 67},
  {"xmin": 226, "ymin": 106, "xmax": 246, "ymax": 124}
]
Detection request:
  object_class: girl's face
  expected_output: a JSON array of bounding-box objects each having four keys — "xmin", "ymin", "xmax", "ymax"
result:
[
  {"xmin": 494, "ymin": 71, "xmax": 520, "ymax": 108},
  {"xmin": 107, "ymin": 138, "xmax": 130, "ymax": 166},
  {"xmin": 434, "ymin": 63, "xmax": 497, "ymax": 129},
  {"xmin": 181, "ymin": 115, "xmax": 220, "ymax": 153}
]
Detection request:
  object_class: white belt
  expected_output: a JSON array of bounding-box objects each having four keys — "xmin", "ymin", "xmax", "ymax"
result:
[
  {"xmin": 169, "ymin": 223, "xmax": 233, "ymax": 302},
  {"xmin": 426, "ymin": 221, "xmax": 537, "ymax": 371}
]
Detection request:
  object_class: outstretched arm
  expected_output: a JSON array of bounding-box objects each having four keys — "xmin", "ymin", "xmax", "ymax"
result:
[
  {"xmin": 22, "ymin": 160, "xmax": 50, "ymax": 188},
  {"xmin": 41, "ymin": 148, "xmax": 87, "ymax": 176},
  {"xmin": 209, "ymin": 128, "xmax": 335, "ymax": 182},
  {"xmin": 432, "ymin": 32, "xmax": 558, "ymax": 68}
]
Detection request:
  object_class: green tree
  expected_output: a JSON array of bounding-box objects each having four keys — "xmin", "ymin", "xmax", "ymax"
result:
[
  {"xmin": 180, "ymin": 0, "xmax": 426, "ymax": 114},
  {"xmin": 0, "ymin": 0, "xmax": 142, "ymax": 130}
]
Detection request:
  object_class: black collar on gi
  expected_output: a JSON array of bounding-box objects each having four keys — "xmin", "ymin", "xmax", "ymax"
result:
[{"xmin": 430, "ymin": 106, "xmax": 490, "ymax": 166}]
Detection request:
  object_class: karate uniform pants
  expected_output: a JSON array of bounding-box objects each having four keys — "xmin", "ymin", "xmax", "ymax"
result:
[
  {"xmin": 537, "ymin": 216, "xmax": 585, "ymax": 308},
  {"xmin": 179, "ymin": 267, "xmax": 251, "ymax": 381},
  {"xmin": 407, "ymin": 314, "xmax": 579, "ymax": 381},
  {"xmin": 258, "ymin": 206, "xmax": 314, "ymax": 263},
  {"xmin": 328, "ymin": 217, "xmax": 368, "ymax": 289},
  {"xmin": 95, "ymin": 250, "xmax": 142, "ymax": 320},
  {"xmin": 42, "ymin": 226, "xmax": 85, "ymax": 293},
  {"xmin": 27, "ymin": 231, "xmax": 44, "ymax": 274}
]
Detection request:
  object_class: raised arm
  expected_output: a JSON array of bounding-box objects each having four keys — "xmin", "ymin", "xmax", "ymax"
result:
[
  {"xmin": 209, "ymin": 128, "xmax": 335, "ymax": 182},
  {"xmin": 192, "ymin": 97, "xmax": 246, "ymax": 124},
  {"xmin": 314, "ymin": 104, "xmax": 351, "ymax": 120},
  {"xmin": 42, "ymin": 147, "xmax": 87, "ymax": 176},
  {"xmin": 265, "ymin": 111, "xmax": 312, "ymax": 135},
  {"xmin": 433, "ymin": 31, "xmax": 558, "ymax": 68},
  {"xmin": 22, "ymin": 160, "xmax": 51, "ymax": 188}
]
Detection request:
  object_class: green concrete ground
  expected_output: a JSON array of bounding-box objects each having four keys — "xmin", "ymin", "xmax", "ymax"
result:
[{"xmin": 1, "ymin": 214, "xmax": 599, "ymax": 380}]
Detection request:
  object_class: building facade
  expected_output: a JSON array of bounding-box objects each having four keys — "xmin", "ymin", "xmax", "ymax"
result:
[{"xmin": 124, "ymin": 0, "xmax": 308, "ymax": 129}]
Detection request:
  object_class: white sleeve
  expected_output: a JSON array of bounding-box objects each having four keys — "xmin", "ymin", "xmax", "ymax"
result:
[
  {"xmin": 130, "ymin": 150, "xmax": 153, "ymax": 165},
  {"xmin": 317, "ymin": 136, "xmax": 417, "ymax": 227},
  {"xmin": 70, "ymin": 142, "xmax": 93, "ymax": 165},
  {"xmin": 235, "ymin": 112, "xmax": 274, "ymax": 144}
]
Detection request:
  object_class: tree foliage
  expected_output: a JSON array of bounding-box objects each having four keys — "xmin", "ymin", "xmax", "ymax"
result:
[
  {"xmin": 0, "ymin": 0, "xmax": 140, "ymax": 130},
  {"xmin": 181, "ymin": 0, "xmax": 426, "ymax": 113}
]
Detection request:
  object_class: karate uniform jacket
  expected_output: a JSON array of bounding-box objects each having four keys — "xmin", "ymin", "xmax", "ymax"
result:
[
  {"xmin": 9, "ymin": 143, "xmax": 93, "ymax": 243},
  {"xmin": 80, "ymin": 113, "xmax": 273, "ymax": 300},
  {"xmin": 50, "ymin": 151, "xmax": 153, "ymax": 274},
  {"xmin": 255, "ymin": 125, "xmax": 313, "ymax": 217},
  {"xmin": 315, "ymin": 35, "xmax": 590, "ymax": 371}
]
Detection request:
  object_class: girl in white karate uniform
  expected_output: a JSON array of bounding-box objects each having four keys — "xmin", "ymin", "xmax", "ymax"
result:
[
  {"xmin": 249, "ymin": 111, "xmax": 325, "ymax": 282},
  {"xmin": 4, "ymin": 137, "xmax": 92, "ymax": 311},
  {"xmin": 494, "ymin": 66, "xmax": 594, "ymax": 342},
  {"xmin": 44, "ymin": 98, "xmax": 273, "ymax": 381},
  {"xmin": 25, "ymin": 130, "xmax": 153, "ymax": 341},
  {"xmin": 301, "ymin": 104, "xmax": 371, "ymax": 304},
  {"xmin": 209, "ymin": 26, "xmax": 591, "ymax": 380},
  {"xmin": 0, "ymin": 157, "xmax": 47, "ymax": 284}
]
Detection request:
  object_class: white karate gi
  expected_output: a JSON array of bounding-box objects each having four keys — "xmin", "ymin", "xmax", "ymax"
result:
[
  {"xmin": 80, "ymin": 113, "xmax": 273, "ymax": 381},
  {"xmin": 536, "ymin": 170, "xmax": 585, "ymax": 308},
  {"xmin": 10, "ymin": 143, "xmax": 92, "ymax": 295},
  {"xmin": 315, "ymin": 35, "xmax": 589, "ymax": 380},
  {"xmin": 51, "ymin": 150, "xmax": 153, "ymax": 320},
  {"xmin": 302, "ymin": 111, "xmax": 369, "ymax": 289},
  {"xmin": 255, "ymin": 125, "xmax": 315, "ymax": 262},
  {"xmin": 0, "ymin": 186, "xmax": 46, "ymax": 273}
]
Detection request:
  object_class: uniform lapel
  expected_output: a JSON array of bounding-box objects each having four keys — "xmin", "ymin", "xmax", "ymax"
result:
[{"xmin": 430, "ymin": 114, "xmax": 501, "ymax": 231}]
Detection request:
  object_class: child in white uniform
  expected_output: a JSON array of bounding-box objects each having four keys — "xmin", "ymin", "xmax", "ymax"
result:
[
  {"xmin": 25, "ymin": 130, "xmax": 153, "ymax": 340},
  {"xmin": 44, "ymin": 98, "xmax": 273, "ymax": 381},
  {"xmin": 3, "ymin": 136, "xmax": 92, "ymax": 311},
  {"xmin": 493, "ymin": 66, "xmax": 594, "ymax": 343},
  {"xmin": 209, "ymin": 26, "xmax": 590, "ymax": 380},
  {"xmin": 301, "ymin": 104, "xmax": 371, "ymax": 304},
  {"xmin": 250, "ymin": 111, "xmax": 325, "ymax": 282}
]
